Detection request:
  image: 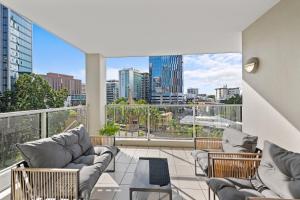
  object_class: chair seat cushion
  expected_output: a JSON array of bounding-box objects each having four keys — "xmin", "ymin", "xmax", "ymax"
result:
[
  {"xmin": 207, "ymin": 178, "xmax": 263, "ymax": 200},
  {"xmin": 191, "ymin": 150, "xmax": 209, "ymax": 174},
  {"xmin": 207, "ymin": 177, "xmax": 281, "ymax": 200}
]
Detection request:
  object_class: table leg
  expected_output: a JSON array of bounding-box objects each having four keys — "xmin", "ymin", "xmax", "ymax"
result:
[
  {"xmin": 129, "ymin": 189, "xmax": 132, "ymax": 200},
  {"xmin": 169, "ymin": 191, "xmax": 172, "ymax": 200}
]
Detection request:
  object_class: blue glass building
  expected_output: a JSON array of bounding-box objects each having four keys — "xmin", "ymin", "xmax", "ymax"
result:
[
  {"xmin": 149, "ymin": 55, "xmax": 184, "ymax": 104},
  {"xmin": 0, "ymin": 4, "xmax": 32, "ymax": 93}
]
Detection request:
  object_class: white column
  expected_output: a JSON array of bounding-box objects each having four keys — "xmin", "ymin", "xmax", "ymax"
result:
[{"xmin": 86, "ymin": 54, "xmax": 106, "ymax": 136}]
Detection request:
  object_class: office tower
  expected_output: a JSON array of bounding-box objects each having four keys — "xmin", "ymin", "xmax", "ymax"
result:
[
  {"xmin": 141, "ymin": 72, "xmax": 149, "ymax": 102},
  {"xmin": 119, "ymin": 68, "xmax": 142, "ymax": 100},
  {"xmin": 149, "ymin": 55, "xmax": 183, "ymax": 104},
  {"xmin": 106, "ymin": 80, "xmax": 119, "ymax": 104},
  {"xmin": 40, "ymin": 73, "xmax": 82, "ymax": 95},
  {"xmin": 0, "ymin": 5, "xmax": 32, "ymax": 93}
]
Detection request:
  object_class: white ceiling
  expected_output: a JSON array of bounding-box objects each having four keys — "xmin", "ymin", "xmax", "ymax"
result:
[{"xmin": 0, "ymin": 0, "xmax": 279, "ymax": 57}]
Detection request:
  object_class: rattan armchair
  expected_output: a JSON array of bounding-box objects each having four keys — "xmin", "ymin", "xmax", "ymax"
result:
[
  {"xmin": 208, "ymin": 157, "xmax": 262, "ymax": 200},
  {"xmin": 194, "ymin": 137, "xmax": 261, "ymax": 177},
  {"xmin": 11, "ymin": 135, "xmax": 115, "ymax": 200}
]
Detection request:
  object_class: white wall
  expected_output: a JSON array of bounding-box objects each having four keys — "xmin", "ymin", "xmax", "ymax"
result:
[{"xmin": 242, "ymin": 0, "xmax": 300, "ymax": 152}]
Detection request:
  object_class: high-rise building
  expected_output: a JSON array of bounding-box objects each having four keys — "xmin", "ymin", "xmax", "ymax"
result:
[
  {"xmin": 141, "ymin": 72, "xmax": 149, "ymax": 102},
  {"xmin": 149, "ymin": 55, "xmax": 183, "ymax": 104},
  {"xmin": 119, "ymin": 68, "xmax": 143, "ymax": 100},
  {"xmin": 0, "ymin": 5, "xmax": 32, "ymax": 93},
  {"xmin": 215, "ymin": 85, "xmax": 240, "ymax": 102},
  {"xmin": 106, "ymin": 80, "xmax": 119, "ymax": 104},
  {"xmin": 81, "ymin": 84, "xmax": 86, "ymax": 95},
  {"xmin": 187, "ymin": 88, "xmax": 199, "ymax": 95},
  {"xmin": 40, "ymin": 73, "xmax": 82, "ymax": 95},
  {"xmin": 186, "ymin": 88, "xmax": 199, "ymax": 100}
]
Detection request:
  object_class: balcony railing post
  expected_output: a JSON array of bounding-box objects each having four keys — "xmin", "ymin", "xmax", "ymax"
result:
[
  {"xmin": 41, "ymin": 111, "xmax": 47, "ymax": 138},
  {"xmin": 193, "ymin": 105, "xmax": 196, "ymax": 138},
  {"xmin": 147, "ymin": 105, "xmax": 150, "ymax": 141}
]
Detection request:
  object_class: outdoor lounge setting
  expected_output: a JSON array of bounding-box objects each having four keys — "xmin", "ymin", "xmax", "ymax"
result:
[{"xmin": 1, "ymin": 0, "xmax": 300, "ymax": 200}]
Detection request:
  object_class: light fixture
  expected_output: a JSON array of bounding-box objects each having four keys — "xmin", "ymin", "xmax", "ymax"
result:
[{"xmin": 244, "ymin": 57, "xmax": 259, "ymax": 73}]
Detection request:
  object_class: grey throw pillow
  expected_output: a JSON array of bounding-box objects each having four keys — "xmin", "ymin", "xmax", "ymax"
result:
[
  {"xmin": 257, "ymin": 140, "xmax": 300, "ymax": 199},
  {"xmin": 52, "ymin": 132, "xmax": 83, "ymax": 159},
  {"xmin": 68, "ymin": 124, "xmax": 92, "ymax": 153},
  {"xmin": 16, "ymin": 137, "xmax": 72, "ymax": 168},
  {"xmin": 222, "ymin": 128, "xmax": 258, "ymax": 153}
]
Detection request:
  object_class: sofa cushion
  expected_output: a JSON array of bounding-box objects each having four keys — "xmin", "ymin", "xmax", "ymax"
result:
[
  {"xmin": 78, "ymin": 165, "xmax": 101, "ymax": 200},
  {"xmin": 64, "ymin": 162, "xmax": 87, "ymax": 169},
  {"xmin": 68, "ymin": 124, "xmax": 92, "ymax": 153},
  {"xmin": 257, "ymin": 140, "xmax": 300, "ymax": 199},
  {"xmin": 85, "ymin": 145, "xmax": 119, "ymax": 157},
  {"xmin": 222, "ymin": 128, "xmax": 258, "ymax": 153},
  {"xmin": 16, "ymin": 138, "xmax": 72, "ymax": 168},
  {"xmin": 52, "ymin": 132, "xmax": 82, "ymax": 159}
]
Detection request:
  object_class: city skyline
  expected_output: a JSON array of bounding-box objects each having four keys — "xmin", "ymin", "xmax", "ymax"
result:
[{"xmin": 31, "ymin": 24, "xmax": 242, "ymax": 95}]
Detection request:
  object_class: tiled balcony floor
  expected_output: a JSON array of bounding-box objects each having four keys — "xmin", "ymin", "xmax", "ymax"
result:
[{"xmin": 91, "ymin": 146, "xmax": 215, "ymax": 200}]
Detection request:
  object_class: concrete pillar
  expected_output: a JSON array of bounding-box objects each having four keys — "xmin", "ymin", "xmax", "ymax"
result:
[{"xmin": 86, "ymin": 54, "xmax": 106, "ymax": 136}]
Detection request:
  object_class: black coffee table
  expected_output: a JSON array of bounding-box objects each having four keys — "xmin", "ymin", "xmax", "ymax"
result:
[{"xmin": 129, "ymin": 157, "xmax": 172, "ymax": 200}]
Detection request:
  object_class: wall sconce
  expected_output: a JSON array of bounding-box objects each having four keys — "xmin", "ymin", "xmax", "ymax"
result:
[{"xmin": 244, "ymin": 57, "xmax": 259, "ymax": 73}]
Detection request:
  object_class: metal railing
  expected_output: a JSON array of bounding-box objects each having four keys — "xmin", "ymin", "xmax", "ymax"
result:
[
  {"xmin": 0, "ymin": 105, "xmax": 86, "ymax": 191},
  {"xmin": 106, "ymin": 104, "xmax": 242, "ymax": 139}
]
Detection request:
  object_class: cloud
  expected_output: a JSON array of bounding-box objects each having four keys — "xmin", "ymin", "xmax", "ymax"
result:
[
  {"xmin": 183, "ymin": 53, "xmax": 242, "ymax": 94},
  {"xmin": 106, "ymin": 68, "xmax": 119, "ymax": 80}
]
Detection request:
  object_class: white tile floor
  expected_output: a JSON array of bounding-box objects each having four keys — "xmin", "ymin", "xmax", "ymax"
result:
[{"xmin": 90, "ymin": 146, "xmax": 217, "ymax": 200}]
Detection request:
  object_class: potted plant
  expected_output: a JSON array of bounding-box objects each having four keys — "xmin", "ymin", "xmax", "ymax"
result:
[{"xmin": 98, "ymin": 122, "xmax": 120, "ymax": 145}]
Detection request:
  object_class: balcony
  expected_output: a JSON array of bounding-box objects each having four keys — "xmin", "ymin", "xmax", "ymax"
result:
[
  {"xmin": 0, "ymin": 104, "xmax": 241, "ymax": 199},
  {"xmin": 106, "ymin": 104, "xmax": 242, "ymax": 140},
  {"xmin": 0, "ymin": 0, "xmax": 300, "ymax": 199}
]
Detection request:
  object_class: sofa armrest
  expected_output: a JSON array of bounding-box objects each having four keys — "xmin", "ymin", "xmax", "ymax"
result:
[
  {"xmin": 90, "ymin": 135, "xmax": 115, "ymax": 146},
  {"xmin": 194, "ymin": 137, "xmax": 223, "ymax": 151},
  {"xmin": 209, "ymin": 157, "xmax": 261, "ymax": 178},
  {"xmin": 11, "ymin": 168, "xmax": 79, "ymax": 200}
]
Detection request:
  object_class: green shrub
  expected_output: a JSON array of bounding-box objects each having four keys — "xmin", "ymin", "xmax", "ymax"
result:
[{"xmin": 99, "ymin": 122, "xmax": 119, "ymax": 136}]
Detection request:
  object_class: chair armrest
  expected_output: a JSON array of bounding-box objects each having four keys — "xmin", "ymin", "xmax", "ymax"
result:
[
  {"xmin": 208, "ymin": 152, "xmax": 262, "ymax": 159},
  {"xmin": 209, "ymin": 157, "xmax": 261, "ymax": 178},
  {"xmin": 90, "ymin": 135, "xmax": 115, "ymax": 146},
  {"xmin": 194, "ymin": 137, "xmax": 223, "ymax": 150},
  {"xmin": 11, "ymin": 168, "xmax": 79, "ymax": 200}
]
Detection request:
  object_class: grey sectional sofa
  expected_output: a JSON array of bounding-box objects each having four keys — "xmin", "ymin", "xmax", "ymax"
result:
[
  {"xmin": 11, "ymin": 124, "xmax": 119, "ymax": 200},
  {"xmin": 207, "ymin": 140, "xmax": 300, "ymax": 200},
  {"xmin": 192, "ymin": 128, "xmax": 260, "ymax": 176}
]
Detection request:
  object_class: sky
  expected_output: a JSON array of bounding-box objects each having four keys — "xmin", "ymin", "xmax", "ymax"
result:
[
  {"xmin": 106, "ymin": 54, "xmax": 242, "ymax": 95},
  {"xmin": 33, "ymin": 24, "xmax": 242, "ymax": 95}
]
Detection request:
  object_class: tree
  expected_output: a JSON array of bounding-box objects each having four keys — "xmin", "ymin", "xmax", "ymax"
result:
[
  {"xmin": 135, "ymin": 99, "xmax": 147, "ymax": 104},
  {"xmin": 0, "ymin": 74, "xmax": 68, "ymax": 112},
  {"xmin": 0, "ymin": 90, "xmax": 17, "ymax": 112},
  {"xmin": 224, "ymin": 94, "xmax": 242, "ymax": 104},
  {"xmin": 113, "ymin": 97, "xmax": 128, "ymax": 105},
  {"xmin": 207, "ymin": 95, "xmax": 215, "ymax": 100}
]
